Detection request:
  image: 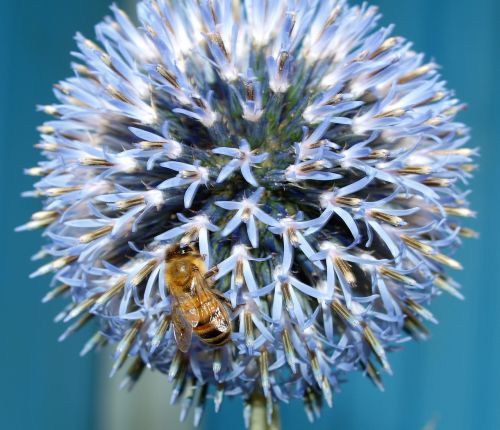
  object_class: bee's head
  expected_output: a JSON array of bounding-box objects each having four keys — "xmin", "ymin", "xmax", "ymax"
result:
[{"xmin": 165, "ymin": 243, "xmax": 200, "ymax": 260}]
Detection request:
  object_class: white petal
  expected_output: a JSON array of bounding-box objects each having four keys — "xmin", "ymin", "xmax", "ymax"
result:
[
  {"xmin": 307, "ymin": 120, "xmax": 331, "ymax": 143},
  {"xmin": 249, "ymin": 187, "xmax": 265, "ymax": 203},
  {"xmin": 214, "ymin": 254, "xmax": 238, "ymax": 279},
  {"xmin": 250, "ymin": 282, "xmax": 275, "ymax": 297},
  {"xmin": 157, "ymin": 176, "xmax": 190, "ymax": 189},
  {"xmin": 302, "ymin": 172, "xmax": 342, "ymax": 181},
  {"xmin": 333, "ymin": 264, "xmax": 352, "ymax": 308},
  {"xmin": 251, "ymin": 315, "xmax": 274, "ymax": 342},
  {"xmin": 119, "ymin": 287, "xmax": 133, "ymax": 316},
  {"xmin": 144, "ymin": 264, "xmax": 161, "ymax": 308},
  {"xmin": 333, "ymin": 206, "xmax": 359, "ymax": 244},
  {"xmin": 184, "ymin": 180, "xmax": 200, "ymax": 208},
  {"xmin": 251, "ymin": 153, "xmax": 269, "ymax": 163},
  {"xmin": 212, "ymin": 147, "xmax": 240, "ymax": 157},
  {"xmin": 247, "ymin": 215, "xmax": 258, "ymax": 248},
  {"xmin": 290, "ymin": 276, "xmax": 327, "ymax": 300},
  {"xmin": 216, "ymin": 159, "xmax": 240, "ymax": 183},
  {"xmin": 305, "ymin": 207, "xmax": 333, "ymax": 235},
  {"xmin": 272, "ymin": 283, "xmax": 283, "ymax": 323},
  {"xmin": 172, "ymin": 108, "xmax": 202, "ymax": 122},
  {"xmin": 329, "ymin": 116, "xmax": 353, "ymax": 125},
  {"xmin": 241, "ymin": 162, "xmax": 258, "ymax": 186},
  {"xmin": 296, "ymin": 232, "xmax": 324, "ymax": 269},
  {"xmin": 322, "ymin": 305, "xmax": 334, "ymax": 342},
  {"xmin": 155, "ymin": 227, "xmax": 186, "ymax": 241},
  {"xmin": 239, "ymin": 139, "xmax": 251, "ymax": 152},
  {"xmin": 326, "ymin": 259, "xmax": 337, "ymax": 297},
  {"xmin": 369, "ymin": 220, "xmax": 399, "ymax": 258},
  {"xmin": 254, "ymin": 208, "xmax": 280, "ymax": 227},
  {"xmin": 112, "ymin": 205, "xmax": 143, "ymax": 236},
  {"xmin": 243, "ymin": 260, "xmax": 258, "ymax": 292},
  {"xmin": 221, "ymin": 211, "xmax": 244, "ymax": 236},
  {"xmin": 215, "ymin": 200, "xmax": 242, "ymax": 210},
  {"xmin": 129, "ymin": 127, "xmax": 165, "ymax": 142},
  {"xmin": 158, "ymin": 261, "xmax": 168, "ymax": 302},
  {"xmin": 65, "ymin": 219, "xmax": 108, "ymax": 228},
  {"xmin": 338, "ymin": 174, "xmax": 375, "ymax": 197},
  {"xmin": 282, "ymin": 235, "xmax": 293, "ymax": 272},
  {"xmin": 199, "ymin": 228, "xmax": 210, "ymax": 267},
  {"xmin": 289, "ymin": 287, "xmax": 305, "ymax": 326},
  {"xmin": 161, "ymin": 161, "xmax": 195, "ymax": 171}
]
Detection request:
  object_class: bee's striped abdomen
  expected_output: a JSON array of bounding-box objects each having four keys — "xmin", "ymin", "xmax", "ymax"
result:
[
  {"xmin": 195, "ymin": 323, "xmax": 231, "ymax": 346},
  {"xmin": 194, "ymin": 298, "xmax": 231, "ymax": 347}
]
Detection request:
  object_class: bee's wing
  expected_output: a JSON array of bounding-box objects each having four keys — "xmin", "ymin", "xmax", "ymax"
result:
[
  {"xmin": 172, "ymin": 305, "xmax": 193, "ymax": 353},
  {"xmin": 193, "ymin": 269, "xmax": 232, "ymax": 310},
  {"xmin": 176, "ymin": 292, "xmax": 200, "ymax": 327},
  {"xmin": 210, "ymin": 288, "xmax": 232, "ymax": 309},
  {"xmin": 192, "ymin": 270, "xmax": 232, "ymax": 334},
  {"xmin": 192, "ymin": 268, "xmax": 218, "ymax": 300}
]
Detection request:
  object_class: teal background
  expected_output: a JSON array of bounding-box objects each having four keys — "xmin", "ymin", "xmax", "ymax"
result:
[{"xmin": 1, "ymin": 1, "xmax": 498, "ymax": 430}]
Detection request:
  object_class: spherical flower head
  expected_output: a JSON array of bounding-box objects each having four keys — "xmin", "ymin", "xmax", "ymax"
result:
[{"xmin": 21, "ymin": 0, "xmax": 478, "ymax": 426}]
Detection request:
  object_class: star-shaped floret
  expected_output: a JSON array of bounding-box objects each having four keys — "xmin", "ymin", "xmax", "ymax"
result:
[
  {"xmin": 215, "ymin": 188, "xmax": 279, "ymax": 248},
  {"xmin": 213, "ymin": 139, "xmax": 268, "ymax": 186},
  {"xmin": 159, "ymin": 161, "xmax": 209, "ymax": 208}
]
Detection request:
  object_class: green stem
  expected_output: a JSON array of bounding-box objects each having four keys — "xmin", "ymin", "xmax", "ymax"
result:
[{"xmin": 250, "ymin": 392, "xmax": 281, "ymax": 430}]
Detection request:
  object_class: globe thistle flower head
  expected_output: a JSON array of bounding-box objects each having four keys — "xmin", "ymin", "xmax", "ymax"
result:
[{"xmin": 21, "ymin": 0, "xmax": 478, "ymax": 426}]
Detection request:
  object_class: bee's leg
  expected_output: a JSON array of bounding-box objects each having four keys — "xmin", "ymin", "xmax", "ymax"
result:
[
  {"xmin": 229, "ymin": 304, "xmax": 245, "ymax": 320},
  {"xmin": 203, "ymin": 266, "xmax": 219, "ymax": 280}
]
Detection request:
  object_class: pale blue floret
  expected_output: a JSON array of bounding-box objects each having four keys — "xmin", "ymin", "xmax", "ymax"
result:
[
  {"xmin": 159, "ymin": 161, "xmax": 209, "ymax": 208},
  {"xmin": 258, "ymin": 268, "xmax": 328, "ymax": 327},
  {"xmin": 312, "ymin": 242, "xmax": 387, "ymax": 307},
  {"xmin": 269, "ymin": 215, "xmax": 326, "ymax": 272},
  {"xmin": 213, "ymin": 140, "xmax": 268, "ymax": 187},
  {"xmin": 215, "ymin": 187, "xmax": 279, "ymax": 248},
  {"xmin": 214, "ymin": 245, "xmax": 268, "ymax": 307}
]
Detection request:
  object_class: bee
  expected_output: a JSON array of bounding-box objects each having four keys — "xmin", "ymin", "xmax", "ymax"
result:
[{"xmin": 165, "ymin": 244, "xmax": 232, "ymax": 352}]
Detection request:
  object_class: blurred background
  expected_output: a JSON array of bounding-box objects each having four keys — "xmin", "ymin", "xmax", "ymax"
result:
[{"xmin": 1, "ymin": 0, "xmax": 498, "ymax": 429}]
